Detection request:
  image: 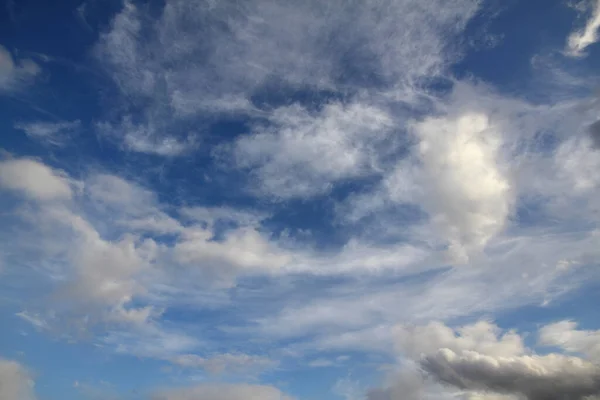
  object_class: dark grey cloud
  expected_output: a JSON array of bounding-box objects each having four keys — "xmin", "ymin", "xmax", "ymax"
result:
[
  {"xmin": 421, "ymin": 349, "xmax": 600, "ymax": 400},
  {"xmin": 588, "ymin": 120, "xmax": 600, "ymax": 148}
]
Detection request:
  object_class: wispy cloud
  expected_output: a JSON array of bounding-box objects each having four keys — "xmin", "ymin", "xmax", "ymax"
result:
[
  {"xmin": 566, "ymin": 0, "xmax": 600, "ymax": 57},
  {"xmin": 3, "ymin": 1, "xmax": 600, "ymax": 398},
  {"xmin": 0, "ymin": 44, "xmax": 40, "ymax": 92},
  {"xmin": 169, "ymin": 353, "xmax": 277, "ymax": 375},
  {"xmin": 229, "ymin": 102, "xmax": 393, "ymax": 198},
  {"xmin": 14, "ymin": 120, "xmax": 81, "ymax": 147},
  {"xmin": 93, "ymin": 0, "xmax": 481, "ymax": 156}
]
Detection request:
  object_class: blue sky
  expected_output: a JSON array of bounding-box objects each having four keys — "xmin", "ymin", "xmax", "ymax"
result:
[{"xmin": 1, "ymin": 0, "xmax": 600, "ymax": 399}]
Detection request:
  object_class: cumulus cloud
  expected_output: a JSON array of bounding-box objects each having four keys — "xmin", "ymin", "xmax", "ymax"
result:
[
  {"xmin": 566, "ymin": 0, "xmax": 600, "ymax": 57},
  {"xmin": 384, "ymin": 321, "xmax": 600, "ymax": 400},
  {"xmin": 422, "ymin": 349, "xmax": 600, "ymax": 400},
  {"xmin": 14, "ymin": 120, "xmax": 81, "ymax": 147},
  {"xmin": 26, "ymin": 203, "xmax": 160, "ymax": 325},
  {"xmin": 0, "ymin": 358, "xmax": 36, "ymax": 400},
  {"xmin": 394, "ymin": 321, "xmax": 525, "ymax": 359},
  {"xmin": 0, "ymin": 158, "xmax": 72, "ymax": 200},
  {"xmin": 414, "ymin": 112, "xmax": 512, "ymax": 263},
  {"xmin": 0, "ymin": 44, "xmax": 40, "ymax": 92},
  {"xmin": 151, "ymin": 383, "xmax": 292, "ymax": 400}
]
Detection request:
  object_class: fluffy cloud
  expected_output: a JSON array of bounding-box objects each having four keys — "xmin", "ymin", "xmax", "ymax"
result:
[
  {"xmin": 539, "ymin": 320, "xmax": 600, "ymax": 361},
  {"xmin": 0, "ymin": 158, "xmax": 72, "ymax": 200},
  {"xmin": 23, "ymin": 203, "xmax": 160, "ymax": 325},
  {"xmin": 0, "ymin": 44, "xmax": 40, "ymax": 92},
  {"xmin": 566, "ymin": 0, "xmax": 600, "ymax": 57},
  {"xmin": 14, "ymin": 120, "xmax": 81, "ymax": 147},
  {"xmin": 394, "ymin": 321, "xmax": 525, "ymax": 359},
  {"xmin": 414, "ymin": 112, "xmax": 512, "ymax": 263},
  {"xmin": 0, "ymin": 359, "xmax": 36, "ymax": 400},
  {"xmin": 382, "ymin": 321, "xmax": 600, "ymax": 400},
  {"xmin": 151, "ymin": 383, "xmax": 292, "ymax": 400}
]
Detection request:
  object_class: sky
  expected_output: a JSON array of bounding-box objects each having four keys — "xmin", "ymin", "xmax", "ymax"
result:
[{"xmin": 1, "ymin": 0, "xmax": 600, "ymax": 399}]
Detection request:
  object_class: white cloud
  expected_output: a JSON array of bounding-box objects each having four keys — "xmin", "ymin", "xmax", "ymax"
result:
[
  {"xmin": 97, "ymin": 118, "xmax": 195, "ymax": 157},
  {"xmin": 555, "ymin": 136, "xmax": 600, "ymax": 193},
  {"xmin": 85, "ymin": 173, "xmax": 156, "ymax": 213},
  {"xmin": 230, "ymin": 102, "xmax": 392, "ymax": 198},
  {"xmin": 15, "ymin": 311, "xmax": 48, "ymax": 330},
  {"xmin": 413, "ymin": 112, "xmax": 512, "ymax": 264},
  {"xmin": 566, "ymin": 0, "xmax": 600, "ymax": 57},
  {"xmin": 94, "ymin": 0, "xmax": 481, "ymax": 155},
  {"xmin": 0, "ymin": 160, "xmax": 293, "ymax": 341},
  {"xmin": 103, "ymin": 323, "xmax": 199, "ymax": 360},
  {"xmin": 173, "ymin": 226, "xmax": 291, "ymax": 285},
  {"xmin": 250, "ymin": 222, "xmax": 600, "ymax": 353},
  {"xmin": 98, "ymin": 0, "xmax": 481, "ymax": 101},
  {"xmin": 180, "ymin": 206, "xmax": 267, "ymax": 228},
  {"xmin": 14, "ymin": 120, "xmax": 81, "ymax": 147},
  {"xmin": 0, "ymin": 158, "xmax": 72, "ymax": 200},
  {"xmin": 169, "ymin": 353, "xmax": 277, "ymax": 375},
  {"xmin": 7, "ymin": 2, "xmax": 600, "ymax": 398},
  {"xmin": 0, "ymin": 44, "xmax": 40, "ymax": 92},
  {"xmin": 151, "ymin": 383, "xmax": 292, "ymax": 400},
  {"xmin": 394, "ymin": 321, "xmax": 525, "ymax": 359},
  {"xmin": 539, "ymin": 320, "xmax": 600, "ymax": 361},
  {"xmin": 42, "ymin": 206, "xmax": 158, "ymax": 320},
  {"xmin": 335, "ymin": 377, "xmax": 367, "ymax": 400},
  {"xmin": 0, "ymin": 359, "xmax": 36, "ymax": 400}
]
